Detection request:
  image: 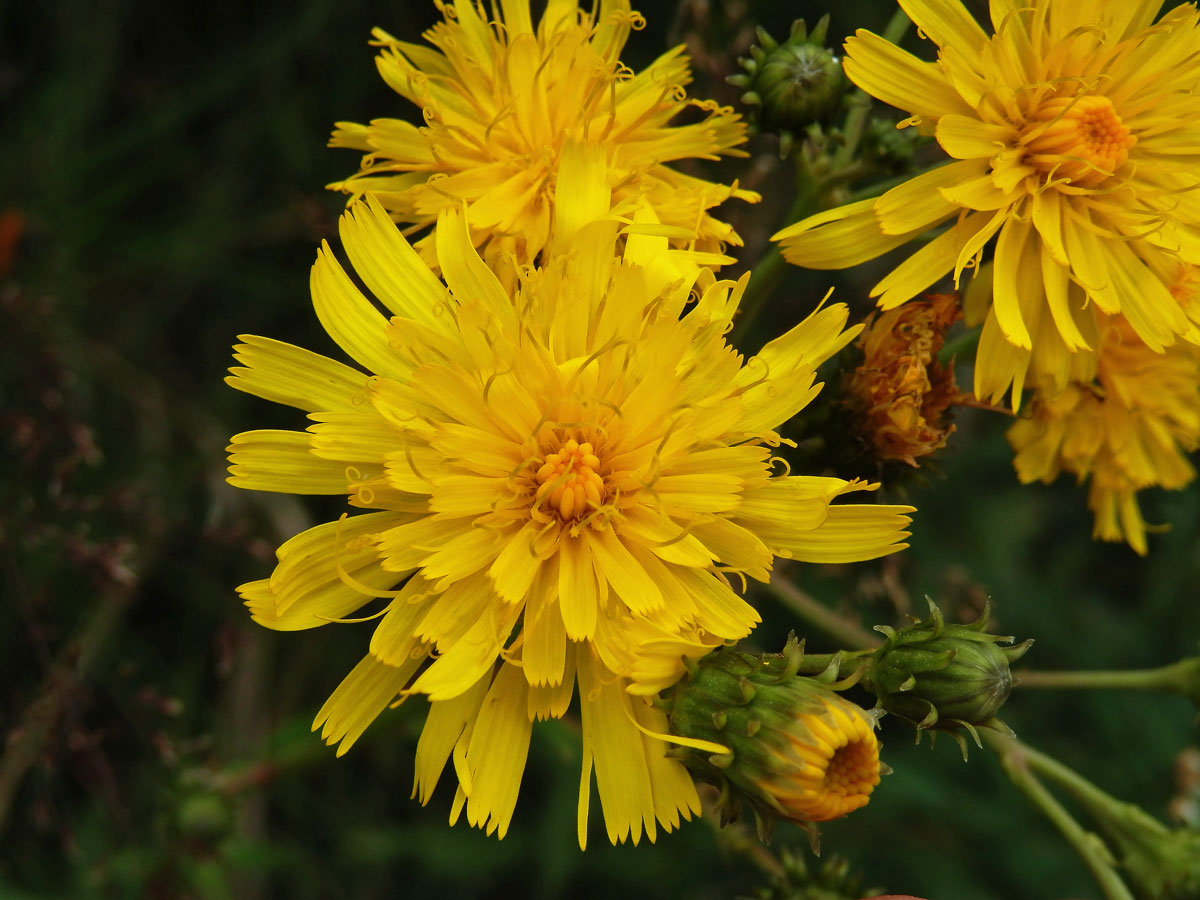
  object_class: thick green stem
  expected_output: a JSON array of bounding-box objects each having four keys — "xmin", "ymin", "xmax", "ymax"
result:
[
  {"xmin": 1015, "ymin": 739, "xmax": 1170, "ymax": 840},
  {"xmin": 984, "ymin": 731, "xmax": 1137, "ymax": 900},
  {"xmin": 1015, "ymin": 659, "xmax": 1200, "ymax": 697},
  {"xmin": 764, "ymin": 576, "xmax": 879, "ymax": 652}
]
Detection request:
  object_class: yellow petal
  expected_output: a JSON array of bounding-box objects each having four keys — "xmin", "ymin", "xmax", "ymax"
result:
[
  {"xmin": 842, "ymin": 30, "xmax": 971, "ymax": 121},
  {"xmin": 774, "ymin": 199, "xmax": 923, "ymax": 269},
  {"xmin": 313, "ymin": 654, "xmax": 422, "ymax": 756},
  {"xmin": 461, "ymin": 662, "xmax": 532, "ymax": 839},
  {"xmin": 558, "ymin": 533, "xmax": 598, "ymax": 640},
  {"xmin": 777, "ymin": 504, "xmax": 914, "ymax": 564},
  {"xmin": 227, "ymin": 335, "xmax": 368, "ymax": 413},
  {"xmin": 310, "ymin": 241, "xmax": 408, "ymax": 380},
  {"xmin": 339, "ymin": 197, "xmax": 454, "ymax": 332},
  {"xmin": 413, "ymin": 670, "xmax": 491, "ymax": 804},
  {"xmin": 577, "ymin": 650, "xmax": 656, "ymax": 846},
  {"xmin": 874, "ymin": 161, "xmax": 977, "ymax": 235},
  {"xmin": 227, "ymin": 429, "xmax": 356, "ymax": 495},
  {"xmin": 936, "ymin": 114, "xmax": 1017, "ymax": 160}
]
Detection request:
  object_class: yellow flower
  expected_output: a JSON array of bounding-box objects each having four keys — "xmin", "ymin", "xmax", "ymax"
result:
[
  {"xmin": 225, "ymin": 152, "xmax": 913, "ymax": 846},
  {"xmin": 760, "ymin": 691, "xmax": 881, "ymax": 823},
  {"xmin": 844, "ymin": 293, "xmax": 964, "ymax": 467},
  {"xmin": 328, "ymin": 0, "xmax": 757, "ymax": 271},
  {"xmin": 1009, "ymin": 316, "xmax": 1200, "ymax": 554},
  {"xmin": 774, "ymin": 0, "xmax": 1200, "ymax": 408}
]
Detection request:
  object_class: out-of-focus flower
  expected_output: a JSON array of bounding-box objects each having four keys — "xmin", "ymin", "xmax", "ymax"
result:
[
  {"xmin": 328, "ymin": 0, "xmax": 757, "ymax": 271},
  {"xmin": 1009, "ymin": 316, "xmax": 1200, "ymax": 554},
  {"xmin": 774, "ymin": 1, "xmax": 1200, "ymax": 408},
  {"xmin": 225, "ymin": 153, "xmax": 912, "ymax": 846},
  {"xmin": 667, "ymin": 641, "xmax": 881, "ymax": 829},
  {"xmin": 844, "ymin": 293, "xmax": 965, "ymax": 467}
]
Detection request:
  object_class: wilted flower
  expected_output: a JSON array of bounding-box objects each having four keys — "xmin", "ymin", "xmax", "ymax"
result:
[{"xmin": 844, "ymin": 293, "xmax": 964, "ymax": 467}]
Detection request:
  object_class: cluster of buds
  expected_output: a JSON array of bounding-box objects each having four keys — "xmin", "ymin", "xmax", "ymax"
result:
[
  {"xmin": 664, "ymin": 638, "xmax": 882, "ymax": 840},
  {"xmin": 743, "ymin": 849, "xmax": 884, "ymax": 900},
  {"xmin": 862, "ymin": 600, "xmax": 1032, "ymax": 754},
  {"xmin": 728, "ymin": 18, "xmax": 846, "ymax": 157}
]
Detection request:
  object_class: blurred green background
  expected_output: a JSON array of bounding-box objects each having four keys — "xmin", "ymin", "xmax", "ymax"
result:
[{"xmin": 3, "ymin": 0, "xmax": 1198, "ymax": 897}]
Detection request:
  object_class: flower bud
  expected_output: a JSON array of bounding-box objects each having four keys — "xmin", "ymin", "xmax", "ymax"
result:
[
  {"xmin": 666, "ymin": 639, "xmax": 881, "ymax": 835},
  {"xmin": 864, "ymin": 601, "xmax": 1031, "ymax": 749},
  {"xmin": 1120, "ymin": 826, "xmax": 1200, "ymax": 900},
  {"xmin": 727, "ymin": 17, "xmax": 845, "ymax": 156},
  {"xmin": 745, "ymin": 849, "xmax": 885, "ymax": 900}
]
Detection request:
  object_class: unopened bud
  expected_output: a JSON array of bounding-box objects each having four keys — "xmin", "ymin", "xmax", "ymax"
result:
[
  {"xmin": 864, "ymin": 600, "xmax": 1031, "ymax": 750},
  {"xmin": 728, "ymin": 17, "xmax": 845, "ymax": 156}
]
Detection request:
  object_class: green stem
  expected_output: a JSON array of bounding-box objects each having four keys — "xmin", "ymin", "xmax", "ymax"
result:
[
  {"xmin": 830, "ymin": 8, "xmax": 911, "ymax": 170},
  {"xmin": 937, "ymin": 324, "xmax": 982, "ymax": 367},
  {"xmin": 763, "ymin": 576, "xmax": 879, "ymax": 651},
  {"xmin": 0, "ymin": 581, "xmax": 136, "ymax": 833},
  {"xmin": 731, "ymin": 154, "xmax": 818, "ymax": 346},
  {"xmin": 1014, "ymin": 739, "xmax": 1169, "ymax": 840},
  {"xmin": 791, "ymin": 649, "xmax": 875, "ymax": 678},
  {"xmin": 1015, "ymin": 659, "xmax": 1199, "ymax": 696},
  {"xmin": 729, "ymin": 9, "xmax": 912, "ymax": 347},
  {"xmin": 984, "ymin": 731, "xmax": 1137, "ymax": 900}
]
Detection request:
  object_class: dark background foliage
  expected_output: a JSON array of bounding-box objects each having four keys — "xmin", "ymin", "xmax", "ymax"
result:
[{"xmin": 2, "ymin": 1, "xmax": 1197, "ymax": 897}]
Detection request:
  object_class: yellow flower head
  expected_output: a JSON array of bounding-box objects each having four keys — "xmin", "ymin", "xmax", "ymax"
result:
[
  {"xmin": 845, "ymin": 292, "xmax": 964, "ymax": 467},
  {"xmin": 1009, "ymin": 316, "xmax": 1200, "ymax": 554},
  {"xmin": 225, "ymin": 153, "xmax": 913, "ymax": 847},
  {"xmin": 760, "ymin": 691, "xmax": 881, "ymax": 823},
  {"xmin": 774, "ymin": 0, "xmax": 1200, "ymax": 408},
  {"xmin": 328, "ymin": 0, "xmax": 757, "ymax": 271}
]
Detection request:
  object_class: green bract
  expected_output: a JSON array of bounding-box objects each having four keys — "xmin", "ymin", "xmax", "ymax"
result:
[
  {"xmin": 863, "ymin": 601, "xmax": 1032, "ymax": 752},
  {"xmin": 728, "ymin": 17, "xmax": 846, "ymax": 157}
]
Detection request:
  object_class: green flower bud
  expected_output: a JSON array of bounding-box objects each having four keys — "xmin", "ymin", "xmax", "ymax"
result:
[
  {"xmin": 1121, "ymin": 826, "xmax": 1200, "ymax": 900},
  {"xmin": 727, "ymin": 17, "xmax": 846, "ymax": 156},
  {"xmin": 744, "ymin": 849, "xmax": 885, "ymax": 900},
  {"xmin": 859, "ymin": 116, "xmax": 922, "ymax": 175},
  {"xmin": 665, "ymin": 639, "xmax": 881, "ymax": 837},
  {"xmin": 863, "ymin": 600, "xmax": 1032, "ymax": 748}
]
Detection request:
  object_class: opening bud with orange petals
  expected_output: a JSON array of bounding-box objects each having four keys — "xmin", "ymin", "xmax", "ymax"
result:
[{"xmin": 664, "ymin": 639, "xmax": 882, "ymax": 839}]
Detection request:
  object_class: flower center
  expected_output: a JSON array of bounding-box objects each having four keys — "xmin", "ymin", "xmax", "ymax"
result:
[
  {"xmin": 821, "ymin": 738, "xmax": 880, "ymax": 804},
  {"xmin": 1025, "ymin": 95, "xmax": 1135, "ymax": 188},
  {"xmin": 534, "ymin": 438, "xmax": 606, "ymax": 522}
]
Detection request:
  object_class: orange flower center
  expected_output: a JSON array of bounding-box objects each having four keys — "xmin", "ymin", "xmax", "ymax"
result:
[
  {"xmin": 534, "ymin": 438, "xmax": 606, "ymax": 522},
  {"xmin": 820, "ymin": 738, "xmax": 880, "ymax": 811},
  {"xmin": 1025, "ymin": 95, "xmax": 1135, "ymax": 188}
]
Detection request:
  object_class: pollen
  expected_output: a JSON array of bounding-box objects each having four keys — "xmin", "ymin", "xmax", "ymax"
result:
[
  {"xmin": 1025, "ymin": 95, "xmax": 1136, "ymax": 188},
  {"xmin": 534, "ymin": 438, "xmax": 606, "ymax": 521}
]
